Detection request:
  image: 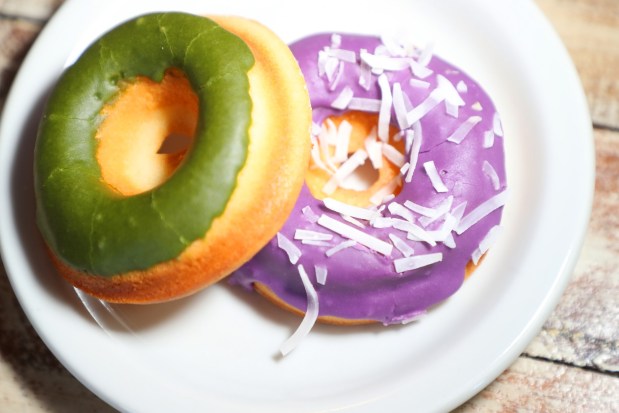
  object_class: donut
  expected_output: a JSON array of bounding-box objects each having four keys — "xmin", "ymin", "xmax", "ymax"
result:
[
  {"xmin": 231, "ymin": 33, "xmax": 507, "ymax": 326},
  {"xmin": 34, "ymin": 13, "xmax": 311, "ymax": 303}
]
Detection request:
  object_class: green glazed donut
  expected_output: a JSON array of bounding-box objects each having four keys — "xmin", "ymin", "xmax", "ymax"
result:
[{"xmin": 35, "ymin": 13, "xmax": 254, "ymax": 276}]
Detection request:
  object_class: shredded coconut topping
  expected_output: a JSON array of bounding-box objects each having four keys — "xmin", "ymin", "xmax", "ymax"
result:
[
  {"xmin": 279, "ymin": 265, "xmax": 319, "ymax": 356},
  {"xmin": 394, "ymin": 253, "xmax": 443, "ymax": 273},
  {"xmin": 423, "ymin": 161, "xmax": 448, "ymax": 193},
  {"xmin": 447, "ymin": 116, "xmax": 482, "ymax": 144},
  {"xmin": 456, "ymin": 190, "xmax": 509, "ymax": 234},
  {"xmin": 325, "ymin": 239, "xmax": 357, "ymax": 257},
  {"xmin": 294, "ymin": 229, "xmax": 333, "ymax": 241},
  {"xmin": 315, "ymin": 265, "xmax": 328, "ymax": 285},
  {"xmin": 482, "ymin": 160, "xmax": 501, "ymax": 191},
  {"xmin": 318, "ymin": 215, "xmax": 393, "ymax": 256},
  {"xmin": 331, "ymin": 86, "xmax": 354, "ymax": 110},
  {"xmin": 277, "ymin": 233, "xmax": 301, "ymax": 264}
]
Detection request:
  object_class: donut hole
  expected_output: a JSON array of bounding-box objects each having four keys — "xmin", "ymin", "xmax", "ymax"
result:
[
  {"xmin": 96, "ymin": 68, "xmax": 198, "ymax": 196},
  {"xmin": 306, "ymin": 111, "xmax": 404, "ymax": 207},
  {"xmin": 338, "ymin": 159, "xmax": 379, "ymax": 191},
  {"xmin": 157, "ymin": 132, "xmax": 193, "ymax": 155}
]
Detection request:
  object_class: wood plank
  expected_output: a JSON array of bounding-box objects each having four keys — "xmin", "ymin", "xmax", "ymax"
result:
[
  {"xmin": 0, "ymin": 261, "xmax": 117, "ymax": 412},
  {"xmin": 0, "ymin": 18, "xmax": 42, "ymax": 110},
  {"xmin": 0, "ymin": 0, "xmax": 64, "ymax": 20},
  {"xmin": 524, "ymin": 128, "xmax": 619, "ymax": 373},
  {"xmin": 535, "ymin": 0, "xmax": 619, "ymax": 129},
  {"xmin": 457, "ymin": 357, "xmax": 619, "ymax": 412}
]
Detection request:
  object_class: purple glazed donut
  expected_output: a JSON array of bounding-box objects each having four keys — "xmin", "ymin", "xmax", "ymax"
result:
[{"xmin": 230, "ymin": 33, "xmax": 507, "ymax": 326}]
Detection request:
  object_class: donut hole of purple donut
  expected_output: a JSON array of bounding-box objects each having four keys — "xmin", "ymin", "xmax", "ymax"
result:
[{"xmin": 305, "ymin": 110, "xmax": 405, "ymax": 208}]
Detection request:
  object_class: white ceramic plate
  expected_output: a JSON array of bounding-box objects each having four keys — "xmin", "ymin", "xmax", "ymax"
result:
[{"xmin": 0, "ymin": 0, "xmax": 593, "ymax": 412}]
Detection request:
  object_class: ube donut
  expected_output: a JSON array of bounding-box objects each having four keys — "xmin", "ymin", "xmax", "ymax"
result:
[
  {"xmin": 231, "ymin": 33, "xmax": 507, "ymax": 325},
  {"xmin": 34, "ymin": 13, "xmax": 311, "ymax": 303}
]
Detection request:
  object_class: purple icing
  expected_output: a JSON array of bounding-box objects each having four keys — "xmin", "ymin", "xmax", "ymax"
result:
[{"xmin": 230, "ymin": 33, "xmax": 507, "ymax": 325}]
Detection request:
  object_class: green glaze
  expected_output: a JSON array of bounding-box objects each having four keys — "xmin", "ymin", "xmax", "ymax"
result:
[{"xmin": 34, "ymin": 13, "xmax": 255, "ymax": 275}]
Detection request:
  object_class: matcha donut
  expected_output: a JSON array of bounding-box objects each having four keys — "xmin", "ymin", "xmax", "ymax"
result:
[{"xmin": 35, "ymin": 13, "xmax": 311, "ymax": 303}]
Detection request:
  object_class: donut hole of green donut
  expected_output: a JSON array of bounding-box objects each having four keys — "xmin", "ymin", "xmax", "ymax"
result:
[
  {"xmin": 96, "ymin": 68, "xmax": 198, "ymax": 197},
  {"xmin": 35, "ymin": 13, "xmax": 313, "ymax": 302}
]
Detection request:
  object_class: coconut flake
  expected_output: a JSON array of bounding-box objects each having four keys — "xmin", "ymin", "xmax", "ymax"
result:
[
  {"xmin": 443, "ymin": 233, "xmax": 456, "ymax": 249},
  {"xmin": 389, "ymin": 233, "xmax": 415, "ymax": 257},
  {"xmin": 294, "ymin": 229, "xmax": 333, "ymax": 241},
  {"xmin": 471, "ymin": 101, "xmax": 483, "ymax": 111},
  {"xmin": 493, "ymin": 112, "xmax": 504, "ymax": 137},
  {"xmin": 311, "ymin": 122, "xmax": 322, "ymax": 137},
  {"xmin": 423, "ymin": 161, "xmax": 448, "ymax": 193},
  {"xmin": 370, "ymin": 176, "xmax": 402, "ymax": 205},
  {"xmin": 406, "ymin": 87, "xmax": 445, "ymax": 125},
  {"xmin": 377, "ymin": 74, "xmax": 392, "ymax": 142},
  {"xmin": 310, "ymin": 144, "xmax": 328, "ymax": 173},
  {"xmin": 322, "ymin": 149, "xmax": 368, "ymax": 195},
  {"xmin": 371, "ymin": 216, "xmax": 396, "ymax": 229},
  {"xmin": 405, "ymin": 124, "xmax": 422, "ymax": 183},
  {"xmin": 393, "ymin": 219, "xmax": 437, "ymax": 246},
  {"xmin": 327, "ymin": 48, "xmax": 357, "ymax": 63},
  {"xmin": 301, "ymin": 239, "xmax": 332, "ymax": 246},
  {"xmin": 456, "ymin": 80, "xmax": 468, "ymax": 93},
  {"xmin": 392, "ymin": 82, "xmax": 410, "ymax": 129},
  {"xmin": 315, "ymin": 265, "xmax": 328, "ymax": 285},
  {"xmin": 403, "ymin": 200, "xmax": 440, "ymax": 218},
  {"xmin": 365, "ymin": 133, "xmax": 383, "ymax": 169},
  {"xmin": 437, "ymin": 75, "xmax": 465, "ymax": 107},
  {"xmin": 482, "ymin": 160, "xmax": 501, "ymax": 191},
  {"xmin": 400, "ymin": 162, "xmax": 410, "ymax": 176},
  {"xmin": 325, "ymin": 239, "xmax": 357, "ymax": 257},
  {"xmin": 360, "ymin": 51, "xmax": 410, "ymax": 71},
  {"xmin": 358, "ymin": 61, "xmax": 372, "ymax": 91},
  {"xmin": 277, "ymin": 233, "xmax": 301, "ymax": 264},
  {"xmin": 483, "ymin": 130, "xmax": 495, "ymax": 148},
  {"xmin": 342, "ymin": 214, "xmax": 366, "ymax": 228},
  {"xmin": 380, "ymin": 34, "xmax": 407, "ymax": 57},
  {"xmin": 417, "ymin": 195, "xmax": 454, "ymax": 227},
  {"xmin": 324, "ymin": 55, "xmax": 340, "ymax": 82},
  {"xmin": 445, "ymin": 101, "xmax": 460, "ymax": 118},
  {"xmin": 471, "ymin": 225, "xmax": 502, "ymax": 265},
  {"xmin": 279, "ymin": 265, "xmax": 319, "ymax": 356},
  {"xmin": 456, "ymin": 190, "xmax": 508, "ymax": 234},
  {"xmin": 328, "ymin": 61, "xmax": 345, "ymax": 91},
  {"xmin": 450, "ymin": 201, "xmax": 468, "ymax": 226},
  {"xmin": 323, "ymin": 198, "xmax": 377, "ymax": 221},
  {"xmin": 382, "ymin": 143, "xmax": 405, "ymax": 167},
  {"xmin": 318, "ymin": 50, "xmax": 340, "ymax": 80},
  {"xmin": 333, "ymin": 120, "xmax": 353, "ymax": 163},
  {"xmin": 302, "ymin": 206, "xmax": 320, "ymax": 223},
  {"xmin": 409, "ymin": 78, "xmax": 431, "ymax": 89},
  {"xmin": 447, "ymin": 116, "xmax": 482, "ymax": 144},
  {"xmin": 417, "ymin": 42, "xmax": 434, "ymax": 66},
  {"xmin": 320, "ymin": 118, "xmax": 338, "ymax": 146},
  {"xmin": 330, "ymin": 34, "xmax": 342, "ymax": 48},
  {"xmin": 394, "ymin": 252, "xmax": 443, "ymax": 273},
  {"xmin": 478, "ymin": 225, "xmax": 502, "ymax": 254},
  {"xmin": 318, "ymin": 215, "xmax": 393, "ymax": 256},
  {"xmin": 348, "ymin": 97, "xmax": 382, "ymax": 112},
  {"xmin": 409, "ymin": 59, "xmax": 433, "ymax": 78},
  {"xmin": 331, "ymin": 86, "xmax": 354, "ymax": 110},
  {"xmin": 428, "ymin": 213, "xmax": 458, "ymax": 242},
  {"xmin": 388, "ymin": 202, "xmax": 416, "ymax": 223}
]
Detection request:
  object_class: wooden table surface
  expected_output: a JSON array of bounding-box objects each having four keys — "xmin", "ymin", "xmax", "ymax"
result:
[{"xmin": 0, "ymin": 0, "xmax": 617, "ymax": 411}]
